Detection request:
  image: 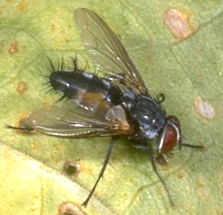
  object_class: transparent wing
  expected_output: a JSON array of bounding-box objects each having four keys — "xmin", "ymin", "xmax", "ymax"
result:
[
  {"xmin": 19, "ymin": 100, "xmax": 132, "ymax": 138},
  {"xmin": 74, "ymin": 8, "xmax": 148, "ymax": 94}
]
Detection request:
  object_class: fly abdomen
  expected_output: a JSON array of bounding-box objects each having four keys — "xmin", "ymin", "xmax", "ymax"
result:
[
  {"xmin": 50, "ymin": 70, "xmax": 122, "ymax": 114},
  {"xmin": 50, "ymin": 70, "xmax": 108, "ymax": 98}
]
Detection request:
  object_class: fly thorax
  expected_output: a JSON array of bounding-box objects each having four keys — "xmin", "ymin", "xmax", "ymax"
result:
[
  {"xmin": 121, "ymin": 92, "xmax": 136, "ymax": 110},
  {"xmin": 133, "ymin": 95, "xmax": 166, "ymax": 139}
]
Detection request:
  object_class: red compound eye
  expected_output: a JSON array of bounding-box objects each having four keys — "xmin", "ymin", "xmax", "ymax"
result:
[{"xmin": 158, "ymin": 116, "xmax": 180, "ymax": 154}]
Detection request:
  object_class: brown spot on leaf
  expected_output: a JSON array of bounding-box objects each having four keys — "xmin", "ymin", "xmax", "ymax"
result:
[
  {"xmin": 17, "ymin": 2, "xmax": 28, "ymax": 12},
  {"xmin": 176, "ymin": 172, "xmax": 184, "ymax": 179},
  {"xmin": 63, "ymin": 160, "xmax": 81, "ymax": 176},
  {"xmin": 164, "ymin": 8, "xmax": 194, "ymax": 39},
  {"xmin": 58, "ymin": 201, "xmax": 87, "ymax": 215},
  {"xmin": 197, "ymin": 184, "xmax": 210, "ymax": 201},
  {"xmin": 42, "ymin": 102, "xmax": 52, "ymax": 110},
  {"xmin": 8, "ymin": 41, "xmax": 19, "ymax": 54},
  {"xmin": 194, "ymin": 97, "xmax": 215, "ymax": 120},
  {"xmin": 30, "ymin": 143, "xmax": 39, "ymax": 150},
  {"xmin": 17, "ymin": 82, "xmax": 27, "ymax": 94}
]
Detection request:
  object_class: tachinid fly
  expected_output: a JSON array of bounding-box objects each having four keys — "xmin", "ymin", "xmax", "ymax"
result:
[{"xmin": 8, "ymin": 8, "xmax": 202, "ymax": 207}]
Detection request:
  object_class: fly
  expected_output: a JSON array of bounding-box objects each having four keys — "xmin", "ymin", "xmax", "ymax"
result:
[{"xmin": 7, "ymin": 8, "xmax": 202, "ymax": 207}]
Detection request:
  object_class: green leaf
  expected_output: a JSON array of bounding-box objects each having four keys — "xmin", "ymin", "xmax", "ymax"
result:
[{"xmin": 1, "ymin": 0, "xmax": 223, "ymax": 214}]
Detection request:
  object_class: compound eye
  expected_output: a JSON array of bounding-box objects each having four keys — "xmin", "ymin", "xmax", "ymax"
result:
[
  {"xmin": 160, "ymin": 125, "xmax": 178, "ymax": 153},
  {"xmin": 158, "ymin": 116, "xmax": 180, "ymax": 154}
]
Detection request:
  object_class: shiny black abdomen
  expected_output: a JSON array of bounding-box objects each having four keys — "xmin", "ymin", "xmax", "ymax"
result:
[{"xmin": 50, "ymin": 70, "xmax": 122, "ymax": 105}]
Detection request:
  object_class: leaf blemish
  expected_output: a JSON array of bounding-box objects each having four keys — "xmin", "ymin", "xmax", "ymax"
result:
[
  {"xmin": 17, "ymin": 2, "xmax": 28, "ymax": 12},
  {"xmin": 194, "ymin": 97, "xmax": 215, "ymax": 120},
  {"xmin": 17, "ymin": 81, "xmax": 27, "ymax": 94},
  {"xmin": 163, "ymin": 8, "xmax": 194, "ymax": 39},
  {"xmin": 58, "ymin": 201, "xmax": 87, "ymax": 215},
  {"xmin": 8, "ymin": 41, "xmax": 19, "ymax": 54},
  {"xmin": 63, "ymin": 160, "xmax": 81, "ymax": 176}
]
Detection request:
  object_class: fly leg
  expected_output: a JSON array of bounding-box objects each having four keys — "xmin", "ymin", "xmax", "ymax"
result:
[
  {"xmin": 147, "ymin": 143, "xmax": 175, "ymax": 206},
  {"xmin": 131, "ymin": 141, "xmax": 174, "ymax": 206},
  {"xmin": 81, "ymin": 136, "xmax": 118, "ymax": 207},
  {"xmin": 180, "ymin": 143, "xmax": 203, "ymax": 150}
]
